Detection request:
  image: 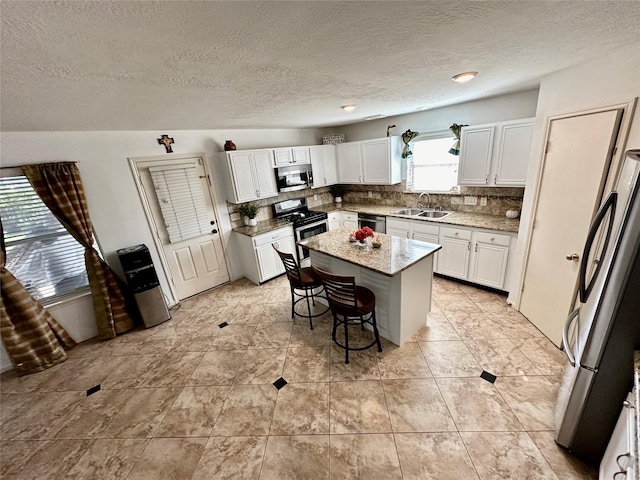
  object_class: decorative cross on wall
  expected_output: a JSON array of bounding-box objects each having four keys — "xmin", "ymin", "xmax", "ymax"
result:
[{"xmin": 157, "ymin": 134, "xmax": 175, "ymax": 153}]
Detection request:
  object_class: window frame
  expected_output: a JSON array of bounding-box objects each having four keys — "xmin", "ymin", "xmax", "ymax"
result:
[
  {"xmin": 0, "ymin": 167, "xmax": 94, "ymax": 306},
  {"xmin": 408, "ymin": 130, "xmax": 460, "ymax": 194}
]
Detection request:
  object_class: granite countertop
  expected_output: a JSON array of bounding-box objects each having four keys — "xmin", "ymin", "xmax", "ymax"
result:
[
  {"xmin": 233, "ymin": 219, "xmax": 292, "ymax": 237},
  {"xmin": 314, "ymin": 202, "xmax": 521, "ymax": 233},
  {"xmin": 299, "ymin": 227, "xmax": 441, "ymax": 277},
  {"xmin": 234, "ymin": 202, "xmax": 521, "ymax": 237}
]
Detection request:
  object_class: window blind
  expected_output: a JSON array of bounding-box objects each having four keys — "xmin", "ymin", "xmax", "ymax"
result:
[
  {"xmin": 149, "ymin": 163, "xmax": 210, "ymax": 244},
  {"xmin": 0, "ymin": 175, "xmax": 88, "ymax": 300}
]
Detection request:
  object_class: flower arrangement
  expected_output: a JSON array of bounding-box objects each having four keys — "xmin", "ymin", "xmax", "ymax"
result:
[{"xmin": 354, "ymin": 226, "xmax": 374, "ymax": 242}]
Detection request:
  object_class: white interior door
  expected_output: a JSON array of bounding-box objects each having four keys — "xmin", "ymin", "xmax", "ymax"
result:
[
  {"xmin": 519, "ymin": 109, "xmax": 622, "ymax": 346},
  {"xmin": 133, "ymin": 155, "xmax": 229, "ymax": 300}
]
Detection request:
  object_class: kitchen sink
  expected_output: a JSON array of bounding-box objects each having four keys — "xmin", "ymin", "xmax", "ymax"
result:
[
  {"xmin": 418, "ymin": 210, "xmax": 452, "ymax": 219},
  {"xmin": 392, "ymin": 208, "xmax": 425, "ymax": 216},
  {"xmin": 392, "ymin": 208, "xmax": 452, "ymax": 219}
]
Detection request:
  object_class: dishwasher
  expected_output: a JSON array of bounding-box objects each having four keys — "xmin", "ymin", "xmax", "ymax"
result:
[{"xmin": 357, "ymin": 213, "xmax": 386, "ymax": 233}]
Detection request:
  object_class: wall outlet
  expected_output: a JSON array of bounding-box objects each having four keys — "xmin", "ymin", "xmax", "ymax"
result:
[
  {"xmin": 480, "ymin": 196, "xmax": 487, "ymax": 206},
  {"xmin": 230, "ymin": 212, "xmax": 241, "ymax": 221},
  {"xmin": 464, "ymin": 196, "xmax": 478, "ymax": 205},
  {"xmin": 368, "ymin": 191, "xmax": 373, "ymax": 198}
]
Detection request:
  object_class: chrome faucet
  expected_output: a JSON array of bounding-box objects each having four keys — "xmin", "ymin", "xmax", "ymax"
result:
[{"xmin": 417, "ymin": 192, "xmax": 430, "ymax": 209}]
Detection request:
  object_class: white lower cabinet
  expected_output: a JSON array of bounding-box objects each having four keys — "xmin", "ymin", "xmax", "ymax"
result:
[
  {"xmin": 328, "ymin": 211, "xmax": 341, "ymax": 231},
  {"xmin": 387, "ymin": 218, "xmax": 440, "ymax": 271},
  {"xmin": 600, "ymin": 391, "xmax": 636, "ymax": 480},
  {"xmin": 327, "ymin": 211, "xmax": 358, "ymax": 230},
  {"xmin": 469, "ymin": 231, "xmax": 510, "ymax": 289},
  {"xmin": 439, "ymin": 227, "xmax": 472, "ymax": 279},
  {"xmin": 235, "ymin": 226, "xmax": 295, "ymax": 285},
  {"xmin": 342, "ymin": 211, "xmax": 358, "ymax": 230},
  {"xmin": 387, "ymin": 216, "xmax": 515, "ymax": 291}
]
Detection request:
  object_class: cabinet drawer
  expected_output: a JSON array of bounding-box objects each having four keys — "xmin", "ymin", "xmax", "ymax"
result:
[
  {"xmin": 327, "ymin": 212, "xmax": 340, "ymax": 222},
  {"xmin": 412, "ymin": 221, "xmax": 439, "ymax": 236},
  {"xmin": 440, "ymin": 226, "xmax": 472, "ymax": 240},
  {"xmin": 342, "ymin": 212, "xmax": 358, "ymax": 222},
  {"xmin": 474, "ymin": 231, "xmax": 511, "ymax": 247},
  {"xmin": 387, "ymin": 218, "xmax": 410, "ymax": 230},
  {"xmin": 253, "ymin": 227, "xmax": 293, "ymax": 247}
]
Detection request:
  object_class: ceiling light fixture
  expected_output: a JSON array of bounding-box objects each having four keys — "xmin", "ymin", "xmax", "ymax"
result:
[
  {"xmin": 340, "ymin": 104, "xmax": 357, "ymax": 112},
  {"xmin": 451, "ymin": 71, "xmax": 478, "ymax": 83}
]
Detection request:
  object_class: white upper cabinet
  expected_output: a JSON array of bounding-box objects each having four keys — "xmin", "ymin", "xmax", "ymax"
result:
[
  {"xmin": 494, "ymin": 119, "xmax": 535, "ymax": 186},
  {"xmin": 458, "ymin": 126, "xmax": 495, "ymax": 185},
  {"xmin": 337, "ymin": 137, "xmax": 401, "ymax": 185},
  {"xmin": 309, "ymin": 145, "xmax": 338, "ymax": 188},
  {"xmin": 362, "ymin": 137, "xmax": 402, "ymax": 184},
  {"xmin": 336, "ymin": 142, "xmax": 362, "ymax": 183},
  {"xmin": 273, "ymin": 147, "xmax": 311, "ymax": 166},
  {"xmin": 222, "ymin": 150, "xmax": 278, "ymax": 203},
  {"xmin": 458, "ymin": 118, "xmax": 534, "ymax": 187}
]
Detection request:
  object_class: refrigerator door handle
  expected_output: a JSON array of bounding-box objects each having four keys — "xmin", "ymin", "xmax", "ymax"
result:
[
  {"xmin": 562, "ymin": 307, "xmax": 581, "ymax": 366},
  {"xmin": 579, "ymin": 191, "xmax": 617, "ymax": 303}
]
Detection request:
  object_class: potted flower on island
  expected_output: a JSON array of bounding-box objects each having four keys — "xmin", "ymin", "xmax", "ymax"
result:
[
  {"xmin": 350, "ymin": 226, "xmax": 375, "ymax": 249},
  {"xmin": 238, "ymin": 201, "xmax": 261, "ymax": 226},
  {"xmin": 330, "ymin": 184, "xmax": 344, "ymax": 204}
]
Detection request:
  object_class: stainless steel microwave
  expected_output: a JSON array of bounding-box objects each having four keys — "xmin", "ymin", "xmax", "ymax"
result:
[{"xmin": 275, "ymin": 164, "xmax": 313, "ymax": 192}]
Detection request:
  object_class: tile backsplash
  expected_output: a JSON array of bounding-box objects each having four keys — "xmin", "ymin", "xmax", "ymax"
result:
[{"xmin": 226, "ymin": 182, "xmax": 524, "ymax": 228}]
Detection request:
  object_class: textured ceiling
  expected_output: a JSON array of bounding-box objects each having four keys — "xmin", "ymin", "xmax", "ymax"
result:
[{"xmin": 1, "ymin": 1, "xmax": 638, "ymax": 132}]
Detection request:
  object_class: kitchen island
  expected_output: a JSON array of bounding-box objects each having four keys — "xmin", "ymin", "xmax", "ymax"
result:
[{"xmin": 299, "ymin": 228, "xmax": 441, "ymax": 346}]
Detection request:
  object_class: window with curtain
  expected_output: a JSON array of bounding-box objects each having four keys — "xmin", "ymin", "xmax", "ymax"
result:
[
  {"xmin": 0, "ymin": 175, "xmax": 90, "ymax": 301},
  {"xmin": 411, "ymin": 134, "xmax": 460, "ymax": 192}
]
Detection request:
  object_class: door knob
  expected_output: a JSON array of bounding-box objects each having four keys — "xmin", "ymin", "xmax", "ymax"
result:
[
  {"xmin": 210, "ymin": 220, "xmax": 215, "ymax": 225},
  {"xmin": 565, "ymin": 253, "xmax": 580, "ymax": 261}
]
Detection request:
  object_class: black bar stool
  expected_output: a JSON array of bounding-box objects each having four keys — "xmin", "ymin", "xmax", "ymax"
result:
[
  {"xmin": 273, "ymin": 246, "xmax": 329, "ymax": 329},
  {"xmin": 311, "ymin": 265, "xmax": 382, "ymax": 364}
]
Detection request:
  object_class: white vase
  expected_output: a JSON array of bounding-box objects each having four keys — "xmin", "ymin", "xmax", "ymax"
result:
[
  {"xmin": 335, "ymin": 196, "xmax": 342, "ymax": 204},
  {"xmin": 244, "ymin": 216, "xmax": 258, "ymax": 226}
]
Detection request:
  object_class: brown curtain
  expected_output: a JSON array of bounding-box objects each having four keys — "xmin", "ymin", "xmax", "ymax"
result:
[
  {"xmin": 0, "ymin": 218, "xmax": 75, "ymax": 375},
  {"xmin": 21, "ymin": 163, "xmax": 135, "ymax": 339}
]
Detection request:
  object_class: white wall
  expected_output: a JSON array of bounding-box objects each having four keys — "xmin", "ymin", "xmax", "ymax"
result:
[
  {"xmin": 326, "ymin": 89, "xmax": 539, "ymax": 141},
  {"xmin": 511, "ymin": 48, "xmax": 640, "ymax": 307},
  {"xmin": 0, "ymin": 128, "xmax": 321, "ymax": 371}
]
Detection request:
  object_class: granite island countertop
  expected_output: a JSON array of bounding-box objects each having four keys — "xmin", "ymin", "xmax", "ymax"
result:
[
  {"xmin": 313, "ymin": 202, "xmax": 521, "ymax": 233},
  {"xmin": 299, "ymin": 227, "xmax": 441, "ymax": 277}
]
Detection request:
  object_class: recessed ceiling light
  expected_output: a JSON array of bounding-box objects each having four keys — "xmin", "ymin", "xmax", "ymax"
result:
[
  {"xmin": 451, "ymin": 71, "xmax": 478, "ymax": 83},
  {"xmin": 340, "ymin": 104, "xmax": 357, "ymax": 112}
]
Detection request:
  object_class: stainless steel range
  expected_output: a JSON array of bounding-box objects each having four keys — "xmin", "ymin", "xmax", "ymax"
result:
[{"xmin": 272, "ymin": 198, "xmax": 328, "ymax": 266}]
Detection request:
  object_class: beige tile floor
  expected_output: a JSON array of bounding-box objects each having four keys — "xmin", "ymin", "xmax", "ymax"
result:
[{"xmin": 0, "ymin": 275, "xmax": 598, "ymax": 479}]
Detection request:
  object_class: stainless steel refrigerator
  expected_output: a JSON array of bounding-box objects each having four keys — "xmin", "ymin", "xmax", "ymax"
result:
[{"xmin": 555, "ymin": 149, "xmax": 640, "ymax": 465}]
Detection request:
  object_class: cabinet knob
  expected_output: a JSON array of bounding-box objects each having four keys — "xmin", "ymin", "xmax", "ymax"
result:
[
  {"xmin": 454, "ymin": 232, "xmax": 459, "ymax": 236},
  {"xmin": 565, "ymin": 253, "xmax": 580, "ymax": 261},
  {"xmin": 490, "ymin": 237, "xmax": 495, "ymax": 241}
]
